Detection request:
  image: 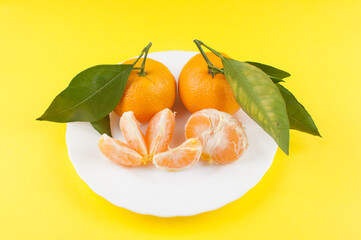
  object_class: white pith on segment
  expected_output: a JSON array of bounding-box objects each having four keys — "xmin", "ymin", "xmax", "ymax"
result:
[
  {"xmin": 99, "ymin": 134, "xmax": 143, "ymax": 166},
  {"xmin": 148, "ymin": 108, "xmax": 173, "ymax": 155},
  {"xmin": 185, "ymin": 109, "xmax": 248, "ymax": 163},
  {"xmin": 120, "ymin": 111, "xmax": 148, "ymax": 156},
  {"xmin": 152, "ymin": 138, "xmax": 202, "ymax": 171}
]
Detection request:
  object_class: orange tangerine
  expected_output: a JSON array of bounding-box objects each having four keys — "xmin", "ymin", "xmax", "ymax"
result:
[
  {"xmin": 152, "ymin": 138, "xmax": 202, "ymax": 171},
  {"xmin": 145, "ymin": 108, "xmax": 175, "ymax": 156},
  {"xmin": 178, "ymin": 52, "xmax": 240, "ymax": 115},
  {"xmin": 119, "ymin": 111, "xmax": 148, "ymax": 156},
  {"xmin": 101, "ymin": 109, "xmax": 175, "ymax": 166},
  {"xmin": 98, "ymin": 134, "xmax": 145, "ymax": 167},
  {"xmin": 114, "ymin": 58, "xmax": 176, "ymax": 122},
  {"xmin": 185, "ymin": 109, "xmax": 248, "ymax": 164}
]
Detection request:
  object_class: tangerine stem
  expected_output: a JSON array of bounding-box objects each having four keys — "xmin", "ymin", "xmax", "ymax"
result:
[
  {"xmin": 138, "ymin": 42, "xmax": 152, "ymax": 76},
  {"xmin": 132, "ymin": 46, "xmax": 146, "ymax": 66},
  {"xmin": 195, "ymin": 40, "xmax": 223, "ymax": 58},
  {"xmin": 131, "ymin": 42, "xmax": 152, "ymax": 74},
  {"xmin": 209, "ymin": 65, "xmax": 224, "ymax": 74},
  {"xmin": 193, "ymin": 39, "xmax": 224, "ymax": 77},
  {"xmin": 194, "ymin": 39, "xmax": 214, "ymax": 68}
]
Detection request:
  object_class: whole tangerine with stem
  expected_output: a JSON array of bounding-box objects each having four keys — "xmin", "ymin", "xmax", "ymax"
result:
[
  {"xmin": 178, "ymin": 52, "xmax": 240, "ymax": 115},
  {"xmin": 114, "ymin": 52, "xmax": 176, "ymax": 122}
]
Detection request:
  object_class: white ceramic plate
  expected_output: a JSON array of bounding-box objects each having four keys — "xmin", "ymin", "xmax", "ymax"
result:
[{"xmin": 66, "ymin": 51, "xmax": 277, "ymax": 217}]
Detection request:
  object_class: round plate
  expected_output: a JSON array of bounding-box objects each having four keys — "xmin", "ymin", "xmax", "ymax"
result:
[{"xmin": 66, "ymin": 51, "xmax": 277, "ymax": 217}]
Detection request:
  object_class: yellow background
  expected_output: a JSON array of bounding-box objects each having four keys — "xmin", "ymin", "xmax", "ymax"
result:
[{"xmin": 1, "ymin": 0, "xmax": 360, "ymax": 239}]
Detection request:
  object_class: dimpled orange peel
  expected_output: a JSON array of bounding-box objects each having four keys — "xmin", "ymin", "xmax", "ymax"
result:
[
  {"xmin": 114, "ymin": 58, "xmax": 176, "ymax": 122},
  {"xmin": 178, "ymin": 52, "xmax": 240, "ymax": 115}
]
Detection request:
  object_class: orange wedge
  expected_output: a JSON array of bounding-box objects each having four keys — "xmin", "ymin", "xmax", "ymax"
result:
[
  {"xmin": 119, "ymin": 111, "xmax": 148, "ymax": 156},
  {"xmin": 185, "ymin": 109, "xmax": 248, "ymax": 164},
  {"xmin": 152, "ymin": 138, "xmax": 202, "ymax": 171},
  {"xmin": 98, "ymin": 134, "xmax": 144, "ymax": 167},
  {"xmin": 146, "ymin": 108, "xmax": 175, "ymax": 156}
]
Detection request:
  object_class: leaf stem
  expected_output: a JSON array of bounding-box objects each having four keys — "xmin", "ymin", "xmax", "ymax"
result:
[
  {"xmin": 209, "ymin": 66, "xmax": 224, "ymax": 74},
  {"xmin": 193, "ymin": 39, "xmax": 224, "ymax": 77}
]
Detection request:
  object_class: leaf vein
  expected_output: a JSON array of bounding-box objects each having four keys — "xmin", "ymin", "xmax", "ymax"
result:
[{"xmin": 51, "ymin": 66, "xmax": 131, "ymax": 117}]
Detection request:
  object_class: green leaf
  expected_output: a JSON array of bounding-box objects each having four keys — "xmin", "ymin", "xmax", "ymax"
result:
[
  {"xmin": 246, "ymin": 61, "xmax": 290, "ymax": 83},
  {"xmin": 276, "ymin": 84, "xmax": 321, "ymax": 137},
  {"xmin": 270, "ymin": 77, "xmax": 285, "ymax": 83},
  {"xmin": 37, "ymin": 64, "xmax": 133, "ymax": 123},
  {"xmin": 222, "ymin": 58, "xmax": 290, "ymax": 154},
  {"xmin": 90, "ymin": 114, "xmax": 112, "ymax": 137}
]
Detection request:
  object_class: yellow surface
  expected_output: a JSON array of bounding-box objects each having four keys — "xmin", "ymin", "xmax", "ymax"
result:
[{"xmin": 1, "ymin": 0, "xmax": 360, "ymax": 239}]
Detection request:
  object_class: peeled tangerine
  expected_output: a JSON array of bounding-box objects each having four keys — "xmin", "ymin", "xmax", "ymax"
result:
[
  {"xmin": 185, "ymin": 109, "xmax": 248, "ymax": 164},
  {"xmin": 99, "ymin": 108, "xmax": 202, "ymax": 171}
]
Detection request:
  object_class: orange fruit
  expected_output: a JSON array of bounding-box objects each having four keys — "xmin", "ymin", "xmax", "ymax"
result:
[
  {"xmin": 185, "ymin": 109, "xmax": 248, "ymax": 164},
  {"xmin": 107, "ymin": 108, "xmax": 175, "ymax": 166},
  {"xmin": 119, "ymin": 111, "xmax": 148, "ymax": 156},
  {"xmin": 100, "ymin": 109, "xmax": 217, "ymax": 171},
  {"xmin": 145, "ymin": 108, "xmax": 175, "ymax": 156},
  {"xmin": 114, "ymin": 58, "xmax": 176, "ymax": 122},
  {"xmin": 178, "ymin": 52, "xmax": 240, "ymax": 115},
  {"xmin": 153, "ymin": 138, "xmax": 202, "ymax": 171},
  {"xmin": 98, "ymin": 134, "xmax": 145, "ymax": 167}
]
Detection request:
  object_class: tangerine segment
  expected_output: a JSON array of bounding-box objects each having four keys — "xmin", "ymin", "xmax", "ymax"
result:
[
  {"xmin": 145, "ymin": 108, "xmax": 175, "ymax": 155},
  {"xmin": 185, "ymin": 109, "xmax": 220, "ymax": 143},
  {"xmin": 119, "ymin": 111, "xmax": 148, "ymax": 156},
  {"xmin": 98, "ymin": 134, "xmax": 144, "ymax": 167},
  {"xmin": 185, "ymin": 109, "xmax": 248, "ymax": 164},
  {"xmin": 204, "ymin": 124, "xmax": 248, "ymax": 164},
  {"xmin": 153, "ymin": 138, "xmax": 202, "ymax": 171}
]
